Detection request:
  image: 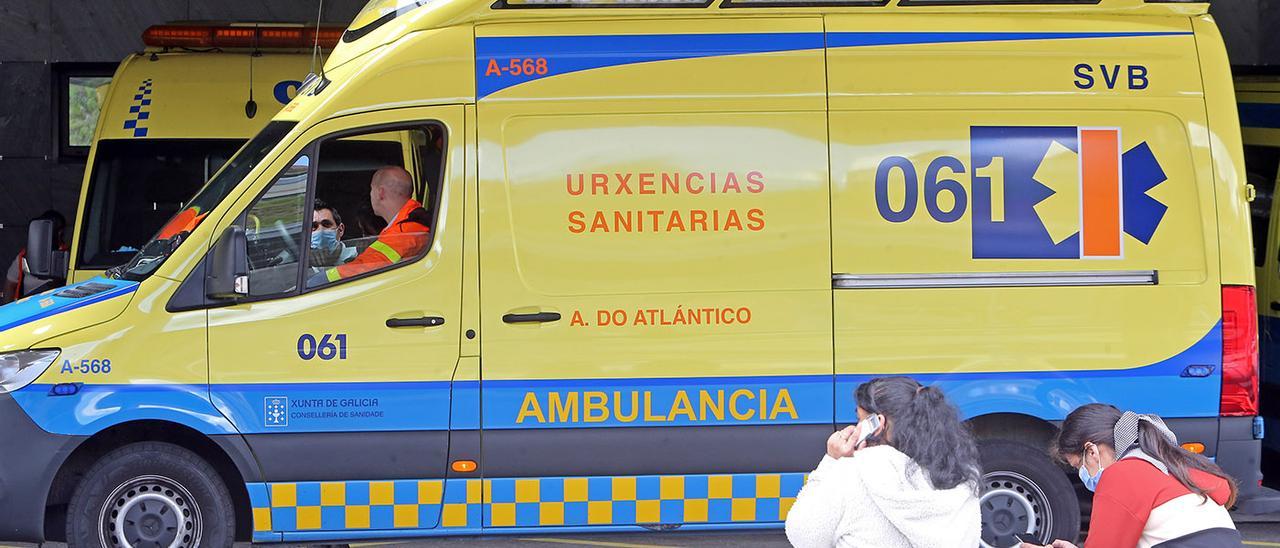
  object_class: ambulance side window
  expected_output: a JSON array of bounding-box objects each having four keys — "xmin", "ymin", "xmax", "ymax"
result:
[
  {"xmin": 243, "ymin": 154, "xmax": 311, "ymax": 297},
  {"xmin": 302, "ymin": 124, "xmax": 443, "ymax": 290},
  {"xmin": 1245, "ymin": 146, "xmax": 1280, "ymax": 267}
]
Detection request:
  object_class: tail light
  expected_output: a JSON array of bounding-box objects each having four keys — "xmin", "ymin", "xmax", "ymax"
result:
[{"xmin": 1221, "ymin": 285, "xmax": 1259, "ymax": 416}]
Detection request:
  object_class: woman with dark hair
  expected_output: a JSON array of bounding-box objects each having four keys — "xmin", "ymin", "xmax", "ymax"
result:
[
  {"xmin": 785, "ymin": 376, "xmax": 982, "ymax": 547},
  {"xmin": 1023, "ymin": 403, "xmax": 1240, "ymax": 548}
]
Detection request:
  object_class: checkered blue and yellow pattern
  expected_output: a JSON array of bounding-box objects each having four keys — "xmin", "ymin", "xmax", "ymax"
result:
[
  {"xmin": 123, "ymin": 79, "xmax": 153, "ymax": 137},
  {"xmin": 248, "ymin": 472, "xmax": 806, "ymax": 535}
]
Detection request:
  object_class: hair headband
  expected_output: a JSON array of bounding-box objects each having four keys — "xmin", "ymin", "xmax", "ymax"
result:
[{"xmin": 1113, "ymin": 411, "xmax": 1177, "ymax": 456}]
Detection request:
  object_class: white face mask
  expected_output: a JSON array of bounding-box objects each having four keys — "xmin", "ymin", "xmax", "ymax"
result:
[
  {"xmin": 311, "ymin": 229, "xmax": 340, "ymax": 251},
  {"xmin": 1077, "ymin": 444, "xmax": 1105, "ymax": 492}
]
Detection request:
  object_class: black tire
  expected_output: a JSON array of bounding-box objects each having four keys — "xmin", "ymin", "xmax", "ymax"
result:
[
  {"xmin": 66, "ymin": 442, "xmax": 235, "ymax": 548},
  {"xmin": 978, "ymin": 439, "xmax": 1081, "ymax": 548}
]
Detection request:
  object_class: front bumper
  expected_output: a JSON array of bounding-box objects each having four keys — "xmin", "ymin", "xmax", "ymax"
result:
[{"xmin": 0, "ymin": 391, "xmax": 84, "ymax": 542}]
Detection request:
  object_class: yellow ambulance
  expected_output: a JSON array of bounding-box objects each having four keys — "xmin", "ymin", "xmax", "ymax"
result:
[
  {"xmin": 62, "ymin": 23, "xmax": 345, "ymax": 284},
  {"xmin": 0, "ymin": 0, "xmax": 1273, "ymax": 546},
  {"xmin": 1238, "ymin": 75, "xmax": 1280, "ymax": 460}
]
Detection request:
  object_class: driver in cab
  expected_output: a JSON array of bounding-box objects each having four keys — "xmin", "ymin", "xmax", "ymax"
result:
[
  {"xmin": 308, "ymin": 199, "xmax": 358, "ymax": 268},
  {"xmin": 309, "ymin": 166, "xmax": 430, "ymax": 287}
]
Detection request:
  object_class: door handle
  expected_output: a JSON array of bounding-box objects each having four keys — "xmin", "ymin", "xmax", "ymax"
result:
[
  {"xmin": 503, "ymin": 312, "xmax": 561, "ymax": 324},
  {"xmin": 386, "ymin": 316, "xmax": 446, "ymax": 328},
  {"xmin": 1271, "ymin": 301, "xmax": 1280, "ymax": 312}
]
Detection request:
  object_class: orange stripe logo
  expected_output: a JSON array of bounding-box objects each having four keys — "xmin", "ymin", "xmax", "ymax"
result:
[{"xmin": 1080, "ymin": 128, "xmax": 1123, "ymax": 258}]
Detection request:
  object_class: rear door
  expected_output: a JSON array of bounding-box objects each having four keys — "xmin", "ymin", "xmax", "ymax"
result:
[
  {"xmin": 825, "ymin": 13, "xmax": 1220, "ymax": 422},
  {"xmin": 475, "ymin": 17, "xmax": 832, "ymax": 530}
]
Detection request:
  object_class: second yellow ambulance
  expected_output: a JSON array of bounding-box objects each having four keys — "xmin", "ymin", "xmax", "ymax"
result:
[{"xmin": 66, "ymin": 23, "xmax": 343, "ymax": 283}]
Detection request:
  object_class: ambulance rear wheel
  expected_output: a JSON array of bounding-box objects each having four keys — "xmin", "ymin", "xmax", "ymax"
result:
[
  {"xmin": 66, "ymin": 442, "xmax": 234, "ymax": 548},
  {"xmin": 978, "ymin": 440, "xmax": 1080, "ymax": 548}
]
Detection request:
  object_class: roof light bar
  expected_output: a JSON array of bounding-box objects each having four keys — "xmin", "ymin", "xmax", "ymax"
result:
[{"xmin": 143, "ymin": 24, "xmax": 346, "ymax": 50}]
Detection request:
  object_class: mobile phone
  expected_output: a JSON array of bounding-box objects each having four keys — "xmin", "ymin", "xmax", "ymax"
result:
[
  {"xmin": 1014, "ymin": 532, "xmax": 1039, "ymax": 545},
  {"xmin": 855, "ymin": 414, "xmax": 882, "ymax": 447}
]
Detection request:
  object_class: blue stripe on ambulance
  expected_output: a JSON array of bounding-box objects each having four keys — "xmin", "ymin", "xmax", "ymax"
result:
[
  {"xmin": 11, "ymin": 383, "xmax": 238, "ymax": 435},
  {"xmin": 0, "ymin": 277, "xmax": 139, "ymax": 333},
  {"xmin": 476, "ymin": 32, "xmax": 823, "ymax": 98},
  {"xmin": 823, "ymin": 30, "xmax": 1191, "ymax": 48},
  {"xmin": 210, "ymin": 381, "xmax": 456, "ymax": 434},
  {"xmin": 476, "ymin": 31, "xmax": 1193, "ymax": 98},
  {"xmin": 11, "ymin": 322, "xmax": 1221, "ymax": 436},
  {"xmin": 836, "ymin": 322, "xmax": 1224, "ymax": 422}
]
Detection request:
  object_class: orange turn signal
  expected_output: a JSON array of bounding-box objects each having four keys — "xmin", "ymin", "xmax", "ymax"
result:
[
  {"xmin": 1181, "ymin": 442, "xmax": 1205, "ymax": 454},
  {"xmin": 451, "ymin": 460, "xmax": 477, "ymax": 473}
]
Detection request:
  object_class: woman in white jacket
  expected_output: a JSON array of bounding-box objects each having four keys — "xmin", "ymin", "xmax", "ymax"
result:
[{"xmin": 786, "ymin": 377, "xmax": 983, "ymax": 548}]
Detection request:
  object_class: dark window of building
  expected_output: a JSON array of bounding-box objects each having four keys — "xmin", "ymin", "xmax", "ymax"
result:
[{"xmin": 54, "ymin": 63, "xmax": 117, "ymax": 160}]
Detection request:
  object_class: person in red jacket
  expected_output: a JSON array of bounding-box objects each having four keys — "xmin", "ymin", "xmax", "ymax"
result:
[
  {"xmin": 312, "ymin": 166, "xmax": 430, "ymax": 287},
  {"xmin": 1022, "ymin": 404, "xmax": 1241, "ymax": 548}
]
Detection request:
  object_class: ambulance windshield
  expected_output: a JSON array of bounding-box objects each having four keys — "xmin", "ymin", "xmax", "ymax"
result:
[
  {"xmin": 108, "ymin": 121, "xmax": 297, "ymax": 282},
  {"xmin": 344, "ymin": 0, "xmax": 428, "ymax": 42},
  {"xmin": 78, "ymin": 139, "xmax": 245, "ymax": 270}
]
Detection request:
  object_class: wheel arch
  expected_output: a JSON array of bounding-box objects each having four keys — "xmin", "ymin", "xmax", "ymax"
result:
[
  {"xmin": 44, "ymin": 420, "xmax": 259, "ymax": 543},
  {"xmin": 966, "ymin": 412, "xmax": 1060, "ymax": 456}
]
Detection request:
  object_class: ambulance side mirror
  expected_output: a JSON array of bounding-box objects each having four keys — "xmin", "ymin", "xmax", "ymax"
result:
[
  {"xmin": 206, "ymin": 225, "xmax": 248, "ymax": 299},
  {"xmin": 25, "ymin": 219, "xmax": 67, "ymax": 279}
]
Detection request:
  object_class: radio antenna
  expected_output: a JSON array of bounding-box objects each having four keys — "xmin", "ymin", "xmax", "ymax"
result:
[
  {"xmin": 312, "ymin": 0, "xmax": 327, "ymax": 80},
  {"xmin": 245, "ymin": 46, "xmax": 258, "ymax": 118}
]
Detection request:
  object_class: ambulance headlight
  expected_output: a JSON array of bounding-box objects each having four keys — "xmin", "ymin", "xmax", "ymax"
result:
[{"xmin": 0, "ymin": 349, "xmax": 60, "ymax": 393}]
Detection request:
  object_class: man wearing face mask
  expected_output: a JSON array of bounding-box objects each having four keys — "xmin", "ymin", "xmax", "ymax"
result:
[{"xmin": 309, "ymin": 200, "xmax": 357, "ymax": 268}]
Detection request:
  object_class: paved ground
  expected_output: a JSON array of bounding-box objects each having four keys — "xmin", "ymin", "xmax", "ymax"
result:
[
  {"xmin": 12, "ymin": 526, "xmax": 1280, "ymax": 548},
  {"xmin": 3, "ymin": 519, "xmax": 1278, "ymax": 547},
  {"xmin": 329, "ymin": 524, "xmax": 1280, "ymax": 547}
]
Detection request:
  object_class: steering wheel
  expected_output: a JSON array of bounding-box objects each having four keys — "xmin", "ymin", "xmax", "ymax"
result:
[{"xmin": 272, "ymin": 220, "xmax": 300, "ymax": 263}]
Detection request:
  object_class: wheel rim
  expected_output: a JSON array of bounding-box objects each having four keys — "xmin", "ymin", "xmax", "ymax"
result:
[
  {"xmin": 98, "ymin": 475, "xmax": 201, "ymax": 548},
  {"xmin": 979, "ymin": 470, "xmax": 1052, "ymax": 548}
]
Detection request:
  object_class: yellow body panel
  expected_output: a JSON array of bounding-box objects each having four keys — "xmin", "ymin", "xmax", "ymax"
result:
[{"xmin": 1194, "ymin": 17, "xmax": 1254, "ymax": 287}]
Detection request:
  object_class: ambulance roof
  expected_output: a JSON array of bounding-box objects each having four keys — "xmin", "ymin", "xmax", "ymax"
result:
[{"xmin": 324, "ymin": 0, "xmax": 1207, "ymax": 70}]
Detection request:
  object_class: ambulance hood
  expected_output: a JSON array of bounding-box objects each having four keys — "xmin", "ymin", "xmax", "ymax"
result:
[
  {"xmin": 0, "ymin": 278, "xmax": 139, "ymax": 352},
  {"xmin": 852, "ymin": 445, "xmax": 981, "ymax": 546}
]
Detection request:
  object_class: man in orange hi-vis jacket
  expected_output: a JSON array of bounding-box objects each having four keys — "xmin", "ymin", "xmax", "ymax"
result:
[{"xmin": 316, "ymin": 166, "xmax": 430, "ymax": 285}]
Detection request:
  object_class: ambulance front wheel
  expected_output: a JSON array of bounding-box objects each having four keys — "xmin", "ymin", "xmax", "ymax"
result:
[
  {"xmin": 66, "ymin": 441, "xmax": 235, "ymax": 548},
  {"xmin": 978, "ymin": 440, "xmax": 1081, "ymax": 548}
]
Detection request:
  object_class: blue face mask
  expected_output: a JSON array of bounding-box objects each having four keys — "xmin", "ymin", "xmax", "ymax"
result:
[
  {"xmin": 1077, "ymin": 445, "xmax": 1105, "ymax": 492},
  {"xmin": 310, "ymin": 229, "xmax": 339, "ymax": 251}
]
